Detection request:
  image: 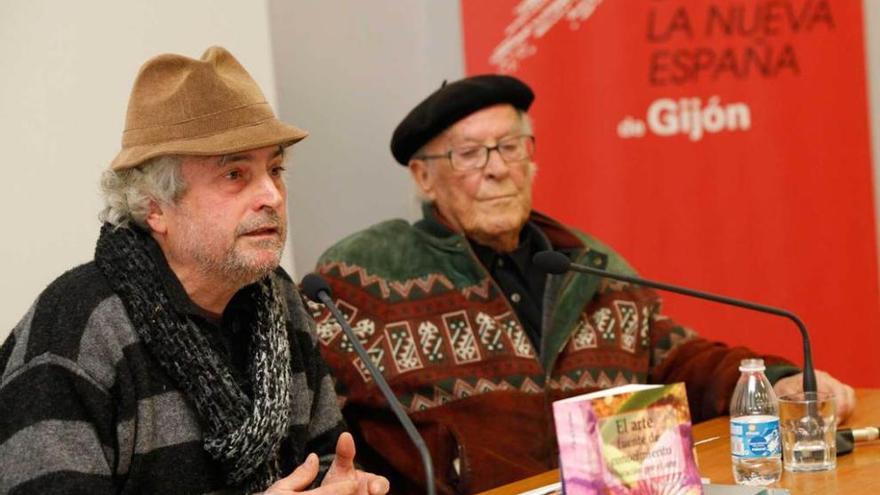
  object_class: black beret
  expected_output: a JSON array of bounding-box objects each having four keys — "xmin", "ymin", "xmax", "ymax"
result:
[{"xmin": 390, "ymin": 74, "xmax": 534, "ymax": 165}]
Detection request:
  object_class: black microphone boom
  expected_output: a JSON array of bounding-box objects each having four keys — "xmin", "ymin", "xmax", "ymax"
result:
[
  {"xmin": 532, "ymin": 250, "xmax": 818, "ymax": 395},
  {"xmin": 301, "ymin": 273, "xmax": 436, "ymax": 495}
]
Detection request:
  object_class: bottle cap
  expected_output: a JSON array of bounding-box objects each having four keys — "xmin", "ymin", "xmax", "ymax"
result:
[{"xmin": 739, "ymin": 358, "xmax": 765, "ymax": 372}]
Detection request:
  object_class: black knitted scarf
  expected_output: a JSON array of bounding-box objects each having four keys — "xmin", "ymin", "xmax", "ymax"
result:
[{"xmin": 94, "ymin": 223, "xmax": 292, "ymax": 492}]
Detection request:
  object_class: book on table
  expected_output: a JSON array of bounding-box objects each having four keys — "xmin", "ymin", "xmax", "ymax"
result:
[{"xmin": 552, "ymin": 382, "xmax": 702, "ymax": 495}]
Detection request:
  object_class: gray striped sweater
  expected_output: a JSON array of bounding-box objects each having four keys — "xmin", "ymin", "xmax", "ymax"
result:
[{"xmin": 0, "ymin": 261, "xmax": 345, "ymax": 494}]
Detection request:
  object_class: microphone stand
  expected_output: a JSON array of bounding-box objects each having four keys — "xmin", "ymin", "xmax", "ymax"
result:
[
  {"xmin": 303, "ymin": 275, "xmax": 436, "ymax": 495},
  {"xmin": 550, "ymin": 254, "xmax": 870, "ymax": 455},
  {"xmin": 533, "ymin": 252, "xmax": 817, "ymax": 395},
  {"xmin": 534, "ymin": 249, "xmax": 834, "ymax": 453}
]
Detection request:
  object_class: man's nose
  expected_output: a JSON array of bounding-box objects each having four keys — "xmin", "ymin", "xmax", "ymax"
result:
[
  {"xmin": 483, "ymin": 146, "xmax": 511, "ymax": 178},
  {"xmin": 253, "ymin": 174, "xmax": 284, "ymax": 210}
]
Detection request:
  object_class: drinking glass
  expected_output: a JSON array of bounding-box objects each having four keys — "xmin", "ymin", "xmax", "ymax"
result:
[{"xmin": 778, "ymin": 391, "xmax": 836, "ymax": 472}]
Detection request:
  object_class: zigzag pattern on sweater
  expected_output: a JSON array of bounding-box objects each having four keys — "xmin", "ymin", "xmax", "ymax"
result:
[
  {"xmin": 318, "ymin": 260, "xmax": 493, "ymax": 301},
  {"xmin": 397, "ymin": 369, "xmax": 640, "ymax": 412}
]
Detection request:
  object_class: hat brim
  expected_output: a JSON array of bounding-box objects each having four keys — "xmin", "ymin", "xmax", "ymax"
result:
[{"xmin": 110, "ymin": 118, "xmax": 308, "ymax": 170}]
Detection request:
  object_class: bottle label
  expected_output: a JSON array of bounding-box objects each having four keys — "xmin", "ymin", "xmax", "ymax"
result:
[{"xmin": 730, "ymin": 416, "xmax": 780, "ymax": 458}]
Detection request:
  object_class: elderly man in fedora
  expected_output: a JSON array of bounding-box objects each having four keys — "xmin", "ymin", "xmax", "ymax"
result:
[
  {"xmin": 0, "ymin": 47, "xmax": 388, "ymax": 495},
  {"xmin": 310, "ymin": 75, "xmax": 857, "ymax": 494}
]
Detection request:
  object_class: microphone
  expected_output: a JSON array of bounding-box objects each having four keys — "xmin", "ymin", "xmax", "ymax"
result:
[
  {"xmin": 836, "ymin": 426, "xmax": 879, "ymax": 456},
  {"xmin": 532, "ymin": 250, "xmax": 818, "ymax": 395},
  {"xmin": 838, "ymin": 426, "xmax": 879, "ymax": 444},
  {"xmin": 301, "ymin": 274, "xmax": 436, "ymax": 495}
]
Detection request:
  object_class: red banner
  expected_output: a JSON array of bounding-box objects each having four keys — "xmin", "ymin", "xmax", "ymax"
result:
[{"xmin": 461, "ymin": 0, "xmax": 878, "ymax": 386}]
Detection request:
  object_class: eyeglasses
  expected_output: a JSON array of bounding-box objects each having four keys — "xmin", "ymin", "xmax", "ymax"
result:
[{"xmin": 415, "ymin": 134, "xmax": 535, "ymax": 172}]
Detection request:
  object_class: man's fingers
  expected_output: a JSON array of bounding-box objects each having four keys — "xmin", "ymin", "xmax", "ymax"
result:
[
  {"xmin": 772, "ymin": 371, "xmax": 857, "ymax": 425},
  {"xmin": 772, "ymin": 374, "xmax": 800, "ymax": 398},
  {"xmin": 827, "ymin": 380, "xmax": 850, "ymax": 424},
  {"xmin": 837, "ymin": 384, "xmax": 856, "ymax": 423},
  {"xmin": 367, "ymin": 474, "xmax": 390, "ymax": 494},
  {"xmin": 265, "ymin": 440, "xmax": 391, "ymax": 495},
  {"xmin": 322, "ymin": 433, "xmax": 358, "ymax": 487},
  {"xmin": 334, "ymin": 432, "xmax": 357, "ymax": 468},
  {"xmin": 305, "ymin": 479, "xmax": 359, "ymax": 495},
  {"xmin": 265, "ymin": 453, "xmax": 320, "ymax": 492},
  {"xmin": 352, "ymin": 471, "xmax": 391, "ymax": 495},
  {"xmin": 808, "ymin": 370, "xmax": 856, "ymax": 424}
]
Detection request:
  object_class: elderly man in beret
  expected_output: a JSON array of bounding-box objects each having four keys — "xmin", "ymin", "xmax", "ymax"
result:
[
  {"xmin": 311, "ymin": 75, "xmax": 856, "ymax": 494},
  {"xmin": 0, "ymin": 47, "xmax": 388, "ymax": 495}
]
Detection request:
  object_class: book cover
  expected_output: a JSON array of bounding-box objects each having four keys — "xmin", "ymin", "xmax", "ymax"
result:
[{"xmin": 552, "ymin": 382, "xmax": 702, "ymax": 495}]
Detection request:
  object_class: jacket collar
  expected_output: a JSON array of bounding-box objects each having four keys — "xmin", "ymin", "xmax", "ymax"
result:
[
  {"xmin": 412, "ymin": 202, "xmax": 615, "ymax": 370},
  {"xmin": 413, "ymin": 201, "xmax": 587, "ymax": 252}
]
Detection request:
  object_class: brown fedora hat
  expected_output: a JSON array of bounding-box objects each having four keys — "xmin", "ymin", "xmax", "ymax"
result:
[{"xmin": 110, "ymin": 46, "xmax": 307, "ymax": 170}]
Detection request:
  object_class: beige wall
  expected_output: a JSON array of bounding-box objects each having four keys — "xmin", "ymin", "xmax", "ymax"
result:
[
  {"xmin": 268, "ymin": 0, "xmax": 464, "ymax": 276},
  {"xmin": 0, "ymin": 0, "xmax": 283, "ymax": 337}
]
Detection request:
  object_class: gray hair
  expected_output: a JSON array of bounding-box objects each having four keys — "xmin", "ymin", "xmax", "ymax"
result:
[{"xmin": 99, "ymin": 155, "xmax": 185, "ymax": 228}]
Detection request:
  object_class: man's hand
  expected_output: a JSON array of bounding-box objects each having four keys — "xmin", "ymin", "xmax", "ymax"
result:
[
  {"xmin": 263, "ymin": 453, "xmax": 357, "ymax": 494},
  {"xmin": 322, "ymin": 432, "xmax": 390, "ymax": 495},
  {"xmin": 773, "ymin": 369, "xmax": 856, "ymax": 424},
  {"xmin": 262, "ymin": 433, "xmax": 389, "ymax": 495}
]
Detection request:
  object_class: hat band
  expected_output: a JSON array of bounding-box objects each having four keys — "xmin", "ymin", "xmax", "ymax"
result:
[{"xmin": 121, "ymin": 102, "xmax": 276, "ymax": 147}]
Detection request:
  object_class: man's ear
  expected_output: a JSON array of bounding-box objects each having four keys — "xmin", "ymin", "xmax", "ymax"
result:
[
  {"xmin": 408, "ymin": 160, "xmax": 437, "ymax": 201},
  {"xmin": 144, "ymin": 199, "xmax": 168, "ymax": 235}
]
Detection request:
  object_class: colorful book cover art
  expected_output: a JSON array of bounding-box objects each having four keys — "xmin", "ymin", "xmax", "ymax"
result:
[{"xmin": 553, "ymin": 383, "xmax": 702, "ymax": 495}]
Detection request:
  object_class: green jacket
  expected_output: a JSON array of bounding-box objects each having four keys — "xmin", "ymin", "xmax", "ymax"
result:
[{"xmin": 312, "ymin": 209, "xmax": 795, "ymax": 494}]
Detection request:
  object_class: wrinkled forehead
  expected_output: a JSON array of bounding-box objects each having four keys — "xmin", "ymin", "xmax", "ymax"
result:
[
  {"xmin": 174, "ymin": 147, "xmax": 286, "ymax": 186},
  {"xmin": 440, "ymin": 104, "xmax": 523, "ymax": 143},
  {"xmin": 181, "ymin": 144, "xmax": 287, "ymax": 168},
  {"xmin": 217, "ymin": 144, "xmax": 286, "ymax": 166}
]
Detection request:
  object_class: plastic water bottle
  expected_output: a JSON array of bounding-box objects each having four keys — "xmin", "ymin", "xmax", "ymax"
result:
[{"xmin": 729, "ymin": 358, "xmax": 782, "ymax": 485}]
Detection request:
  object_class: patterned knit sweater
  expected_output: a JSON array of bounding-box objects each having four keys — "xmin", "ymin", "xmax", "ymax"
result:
[
  {"xmin": 312, "ymin": 209, "xmax": 797, "ymax": 495},
  {"xmin": 0, "ymin": 260, "xmax": 344, "ymax": 494}
]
